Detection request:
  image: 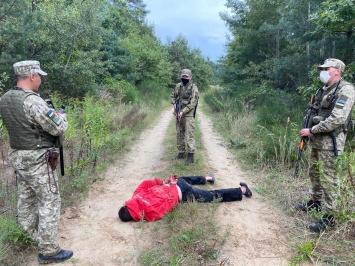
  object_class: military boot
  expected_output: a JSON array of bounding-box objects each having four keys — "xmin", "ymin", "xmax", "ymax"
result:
[
  {"xmin": 309, "ymin": 214, "xmax": 335, "ymax": 233},
  {"xmin": 295, "ymin": 199, "xmax": 321, "ymax": 212},
  {"xmin": 184, "ymin": 153, "xmax": 194, "ymax": 165},
  {"xmin": 175, "ymin": 152, "xmax": 185, "ymax": 159},
  {"xmin": 38, "ymin": 250, "xmax": 73, "ymax": 264}
]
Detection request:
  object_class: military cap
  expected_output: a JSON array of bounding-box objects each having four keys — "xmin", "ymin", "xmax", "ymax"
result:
[
  {"xmin": 13, "ymin": 60, "xmax": 48, "ymax": 76},
  {"xmin": 181, "ymin": 69, "xmax": 192, "ymax": 77},
  {"xmin": 317, "ymin": 58, "xmax": 345, "ymax": 72}
]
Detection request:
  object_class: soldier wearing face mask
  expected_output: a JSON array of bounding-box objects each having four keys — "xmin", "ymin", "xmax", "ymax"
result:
[
  {"xmin": 296, "ymin": 58, "xmax": 355, "ymax": 233},
  {"xmin": 171, "ymin": 69, "xmax": 199, "ymax": 165}
]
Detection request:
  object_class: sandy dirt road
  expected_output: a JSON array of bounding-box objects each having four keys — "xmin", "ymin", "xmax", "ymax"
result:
[{"xmin": 26, "ymin": 108, "xmax": 292, "ymax": 265}]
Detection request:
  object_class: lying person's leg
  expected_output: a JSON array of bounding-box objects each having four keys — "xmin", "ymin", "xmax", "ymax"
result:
[
  {"xmin": 179, "ymin": 173, "xmax": 215, "ymax": 185},
  {"xmin": 190, "ymin": 182, "xmax": 252, "ymax": 202}
]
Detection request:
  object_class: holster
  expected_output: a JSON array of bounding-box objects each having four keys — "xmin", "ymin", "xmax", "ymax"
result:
[{"xmin": 47, "ymin": 148, "xmax": 60, "ymax": 171}]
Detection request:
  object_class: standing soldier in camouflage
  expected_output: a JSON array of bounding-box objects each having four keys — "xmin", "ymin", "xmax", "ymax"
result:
[
  {"xmin": 0, "ymin": 61, "xmax": 73, "ymax": 263},
  {"xmin": 171, "ymin": 69, "xmax": 199, "ymax": 165},
  {"xmin": 295, "ymin": 58, "xmax": 355, "ymax": 233}
]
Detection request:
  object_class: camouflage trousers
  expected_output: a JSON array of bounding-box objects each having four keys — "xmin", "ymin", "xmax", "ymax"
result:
[
  {"xmin": 176, "ymin": 116, "xmax": 195, "ymax": 153},
  {"xmin": 309, "ymin": 148, "xmax": 340, "ymax": 212},
  {"xmin": 9, "ymin": 149, "xmax": 61, "ymax": 256}
]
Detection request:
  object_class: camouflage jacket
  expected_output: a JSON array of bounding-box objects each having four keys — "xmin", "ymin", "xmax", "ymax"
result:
[
  {"xmin": 1, "ymin": 87, "xmax": 68, "ymax": 163},
  {"xmin": 171, "ymin": 80, "xmax": 199, "ymax": 117},
  {"xmin": 310, "ymin": 79, "xmax": 355, "ymax": 151}
]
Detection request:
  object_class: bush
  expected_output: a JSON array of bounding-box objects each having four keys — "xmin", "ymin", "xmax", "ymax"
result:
[{"xmin": 0, "ymin": 216, "xmax": 33, "ymax": 261}]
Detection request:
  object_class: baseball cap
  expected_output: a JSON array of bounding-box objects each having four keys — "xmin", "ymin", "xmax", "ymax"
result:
[
  {"xmin": 13, "ymin": 60, "xmax": 48, "ymax": 76},
  {"xmin": 317, "ymin": 58, "xmax": 345, "ymax": 71},
  {"xmin": 181, "ymin": 69, "xmax": 192, "ymax": 77}
]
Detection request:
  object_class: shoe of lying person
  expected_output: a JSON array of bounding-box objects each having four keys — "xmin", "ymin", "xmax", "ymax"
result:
[
  {"xmin": 38, "ymin": 249, "xmax": 73, "ymax": 264},
  {"xmin": 295, "ymin": 199, "xmax": 321, "ymax": 212},
  {"xmin": 208, "ymin": 173, "xmax": 215, "ymax": 184},
  {"xmin": 309, "ymin": 214, "xmax": 335, "ymax": 233}
]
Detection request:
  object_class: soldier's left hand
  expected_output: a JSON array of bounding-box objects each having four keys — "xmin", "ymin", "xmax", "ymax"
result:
[
  {"xmin": 178, "ymin": 112, "xmax": 183, "ymax": 120},
  {"xmin": 300, "ymin": 128, "xmax": 312, "ymax": 137}
]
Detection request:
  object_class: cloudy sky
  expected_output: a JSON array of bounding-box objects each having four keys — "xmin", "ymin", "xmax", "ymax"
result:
[{"xmin": 143, "ymin": 0, "xmax": 230, "ymax": 62}]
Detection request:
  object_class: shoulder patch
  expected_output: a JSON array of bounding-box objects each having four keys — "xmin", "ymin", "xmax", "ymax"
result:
[
  {"xmin": 47, "ymin": 110, "xmax": 62, "ymax": 125},
  {"xmin": 335, "ymin": 95, "xmax": 348, "ymax": 108}
]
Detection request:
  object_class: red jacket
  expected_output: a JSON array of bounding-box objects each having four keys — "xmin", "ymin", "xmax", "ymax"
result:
[{"xmin": 125, "ymin": 179, "xmax": 180, "ymax": 222}]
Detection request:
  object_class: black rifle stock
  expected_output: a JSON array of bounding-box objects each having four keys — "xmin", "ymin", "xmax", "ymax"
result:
[
  {"xmin": 59, "ymin": 105, "xmax": 65, "ymax": 176},
  {"xmin": 330, "ymin": 130, "xmax": 338, "ymax": 157},
  {"xmin": 174, "ymin": 93, "xmax": 181, "ymax": 130},
  {"xmin": 59, "ymin": 146, "xmax": 64, "ymax": 176},
  {"xmin": 294, "ymin": 95, "xmax": 315, "ymax": 177},
  {"xmin": 46, "ymin": 100, "xmax": 65, "ymax": 176}
]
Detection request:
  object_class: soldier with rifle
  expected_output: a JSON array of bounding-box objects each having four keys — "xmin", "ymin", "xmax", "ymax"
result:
[
  {"xmin": 0, "ymin": 61, "xmax": 73, "ymax": 263},
  {"xmin": 295, "ymin": 59, "xmax": 355, "ymax": 233},
  {"xmin": 171, "ymin": 69, "xmax": 199, "ymax": 165}
]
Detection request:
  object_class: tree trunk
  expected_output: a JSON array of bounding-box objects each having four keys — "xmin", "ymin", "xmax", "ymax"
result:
[{"xmin": 276, "ymin": 28, "xmax": 280, "ymax": 59}]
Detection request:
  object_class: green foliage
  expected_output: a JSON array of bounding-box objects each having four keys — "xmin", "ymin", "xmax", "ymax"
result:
[
  {"xmin": 165, "ymin": 35, "xmax": 213, "ymax": 90},
  {"xmin": 311, "ymin": 0, "xmax": 355, "ymax": 36},
  {"xmin": 290, "ymin": 241, "xmax": 315, "ymax": 265},
  {"xmin": 82, "ymin": 96, "xmax": 110, "ymax": 149},
  {"xmin": 256, "ymin": 120, "xmax": 296, "ymax": 168},
  {"xmin": 138, "ymin": 250, "xmax": 168, "ymax": 265},
  {"xmin": 203, "ymin": 90, "xmax": 225, "ymax": 112},
  {"xmin": 137, "ymin": 79, "xmax": 170, "ymax": 103},
  {"xmin": 118, "ymin": 30, "xmax": 172, "ymax": 87},
  {"xmin": 0, "ymin": 0, "xmax": 212, "ymax": 99},
  {"xmin": 106, "ymin": 80, "xmax": 139, "ymax": 104},
  {"xmin": 0, "ymin": 73, "xmax": 9, "ymax": 97},
  {"xmin": 220, "ymin": 0, "xmax": 353, "ymax": 92},
  {"xmin": 335, "ymin": 152, "xmax": 355, "ymax": 222},
  {"xmin": 0, "ymin": 216, "xmax": 33, "ymax": 261}
]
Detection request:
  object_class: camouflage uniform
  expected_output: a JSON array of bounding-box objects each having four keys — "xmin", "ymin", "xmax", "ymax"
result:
[
  {"xmin": 309, "ymin": 78, "xmax": 355, "ymax": 212},
  {"xmin": 172, "ymin": 79, "xmax": 199, "ymax": 154},
  {"xmin": 0, "ymin": 62, "xmax": 68, "ymax": 256}
]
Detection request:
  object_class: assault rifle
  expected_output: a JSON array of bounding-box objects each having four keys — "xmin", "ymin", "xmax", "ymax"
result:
[
  {"xmin": 294, "ymin": 95, "xmax": 315, "ymax": 177},
  {"xmin": 173, "ymin": 93, "xmax": 181, "ymax": 130},
  {"xmin": 45, "ymin": 99, "xmax": 65, "ymax": 176},
  {"xmin": 58, "ymin": 105, "xmax": 65, "ymax": 176}
]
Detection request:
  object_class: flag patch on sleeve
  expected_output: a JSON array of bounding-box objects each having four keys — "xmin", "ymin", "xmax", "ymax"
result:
[
  {"xmin": 335, "ymin": 95, "xmax": 348, "ymax": 108},
  {"xmin": 336, "ymin": 100, "xmax": 345, "ymax": 107},
  {"xmin": 46, "ymin": 110, "xmax": 62, "ymax": 125}
]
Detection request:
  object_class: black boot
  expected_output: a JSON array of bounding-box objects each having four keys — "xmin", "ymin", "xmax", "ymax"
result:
[
  {"xmin": 175, "ymin": 152, "xmax": 185, "ymax": 159},
  {"xmin": 309, "ymin": 214, "xmax": 335, "ymax": 233},
  {"xmin": 295, "ymin": 199, "xmax": 321, "ymax": 212},
  {"xmin": 38, "ymin": 249, "xmax": 73, "ymax": 264},
  {"xmin": 184, "ymin": 153, "xmax": 194, "ymax": 165}
]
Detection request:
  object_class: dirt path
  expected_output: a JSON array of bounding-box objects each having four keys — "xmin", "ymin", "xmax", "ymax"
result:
[{"xmin": 27, "ymin": 108, "xmax": 291, "ymax": 265}]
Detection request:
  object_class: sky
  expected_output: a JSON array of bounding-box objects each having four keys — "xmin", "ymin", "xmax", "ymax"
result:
[{"xmin": 143, "ymin": 1, "xmax": 230, "ymax": 62}]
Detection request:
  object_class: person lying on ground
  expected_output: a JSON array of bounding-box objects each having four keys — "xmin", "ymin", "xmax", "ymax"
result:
[{"xmin": 118, "ymin": 174, "xmax": 252, "ymax": 222}]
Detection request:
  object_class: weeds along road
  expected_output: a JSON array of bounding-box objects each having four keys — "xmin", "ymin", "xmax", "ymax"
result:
[{"xmin": 25, "ymin": 107, "xmax": 291, "ymax": 266}]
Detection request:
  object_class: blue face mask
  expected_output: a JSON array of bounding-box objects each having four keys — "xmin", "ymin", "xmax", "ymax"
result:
[{"xmin": 181, "ymin": 78, "xmax": 189, "ymax": 85}]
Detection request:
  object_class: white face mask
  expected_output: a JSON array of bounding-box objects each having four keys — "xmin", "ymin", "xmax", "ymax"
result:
[{"xmin": 319, "ymin": 70, "xmax": 330, "ymax": 84}]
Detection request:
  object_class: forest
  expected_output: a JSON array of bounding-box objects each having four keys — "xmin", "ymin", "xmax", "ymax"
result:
[{"xmin": 0, "ymin": 0, "xmax": 354, "ymax": 265}]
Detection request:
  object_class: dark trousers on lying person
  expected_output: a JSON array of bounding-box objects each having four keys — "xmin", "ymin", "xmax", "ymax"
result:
[{"xmin": 177, "ymin": 176, "xmax": 243, "ymax": 202}]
